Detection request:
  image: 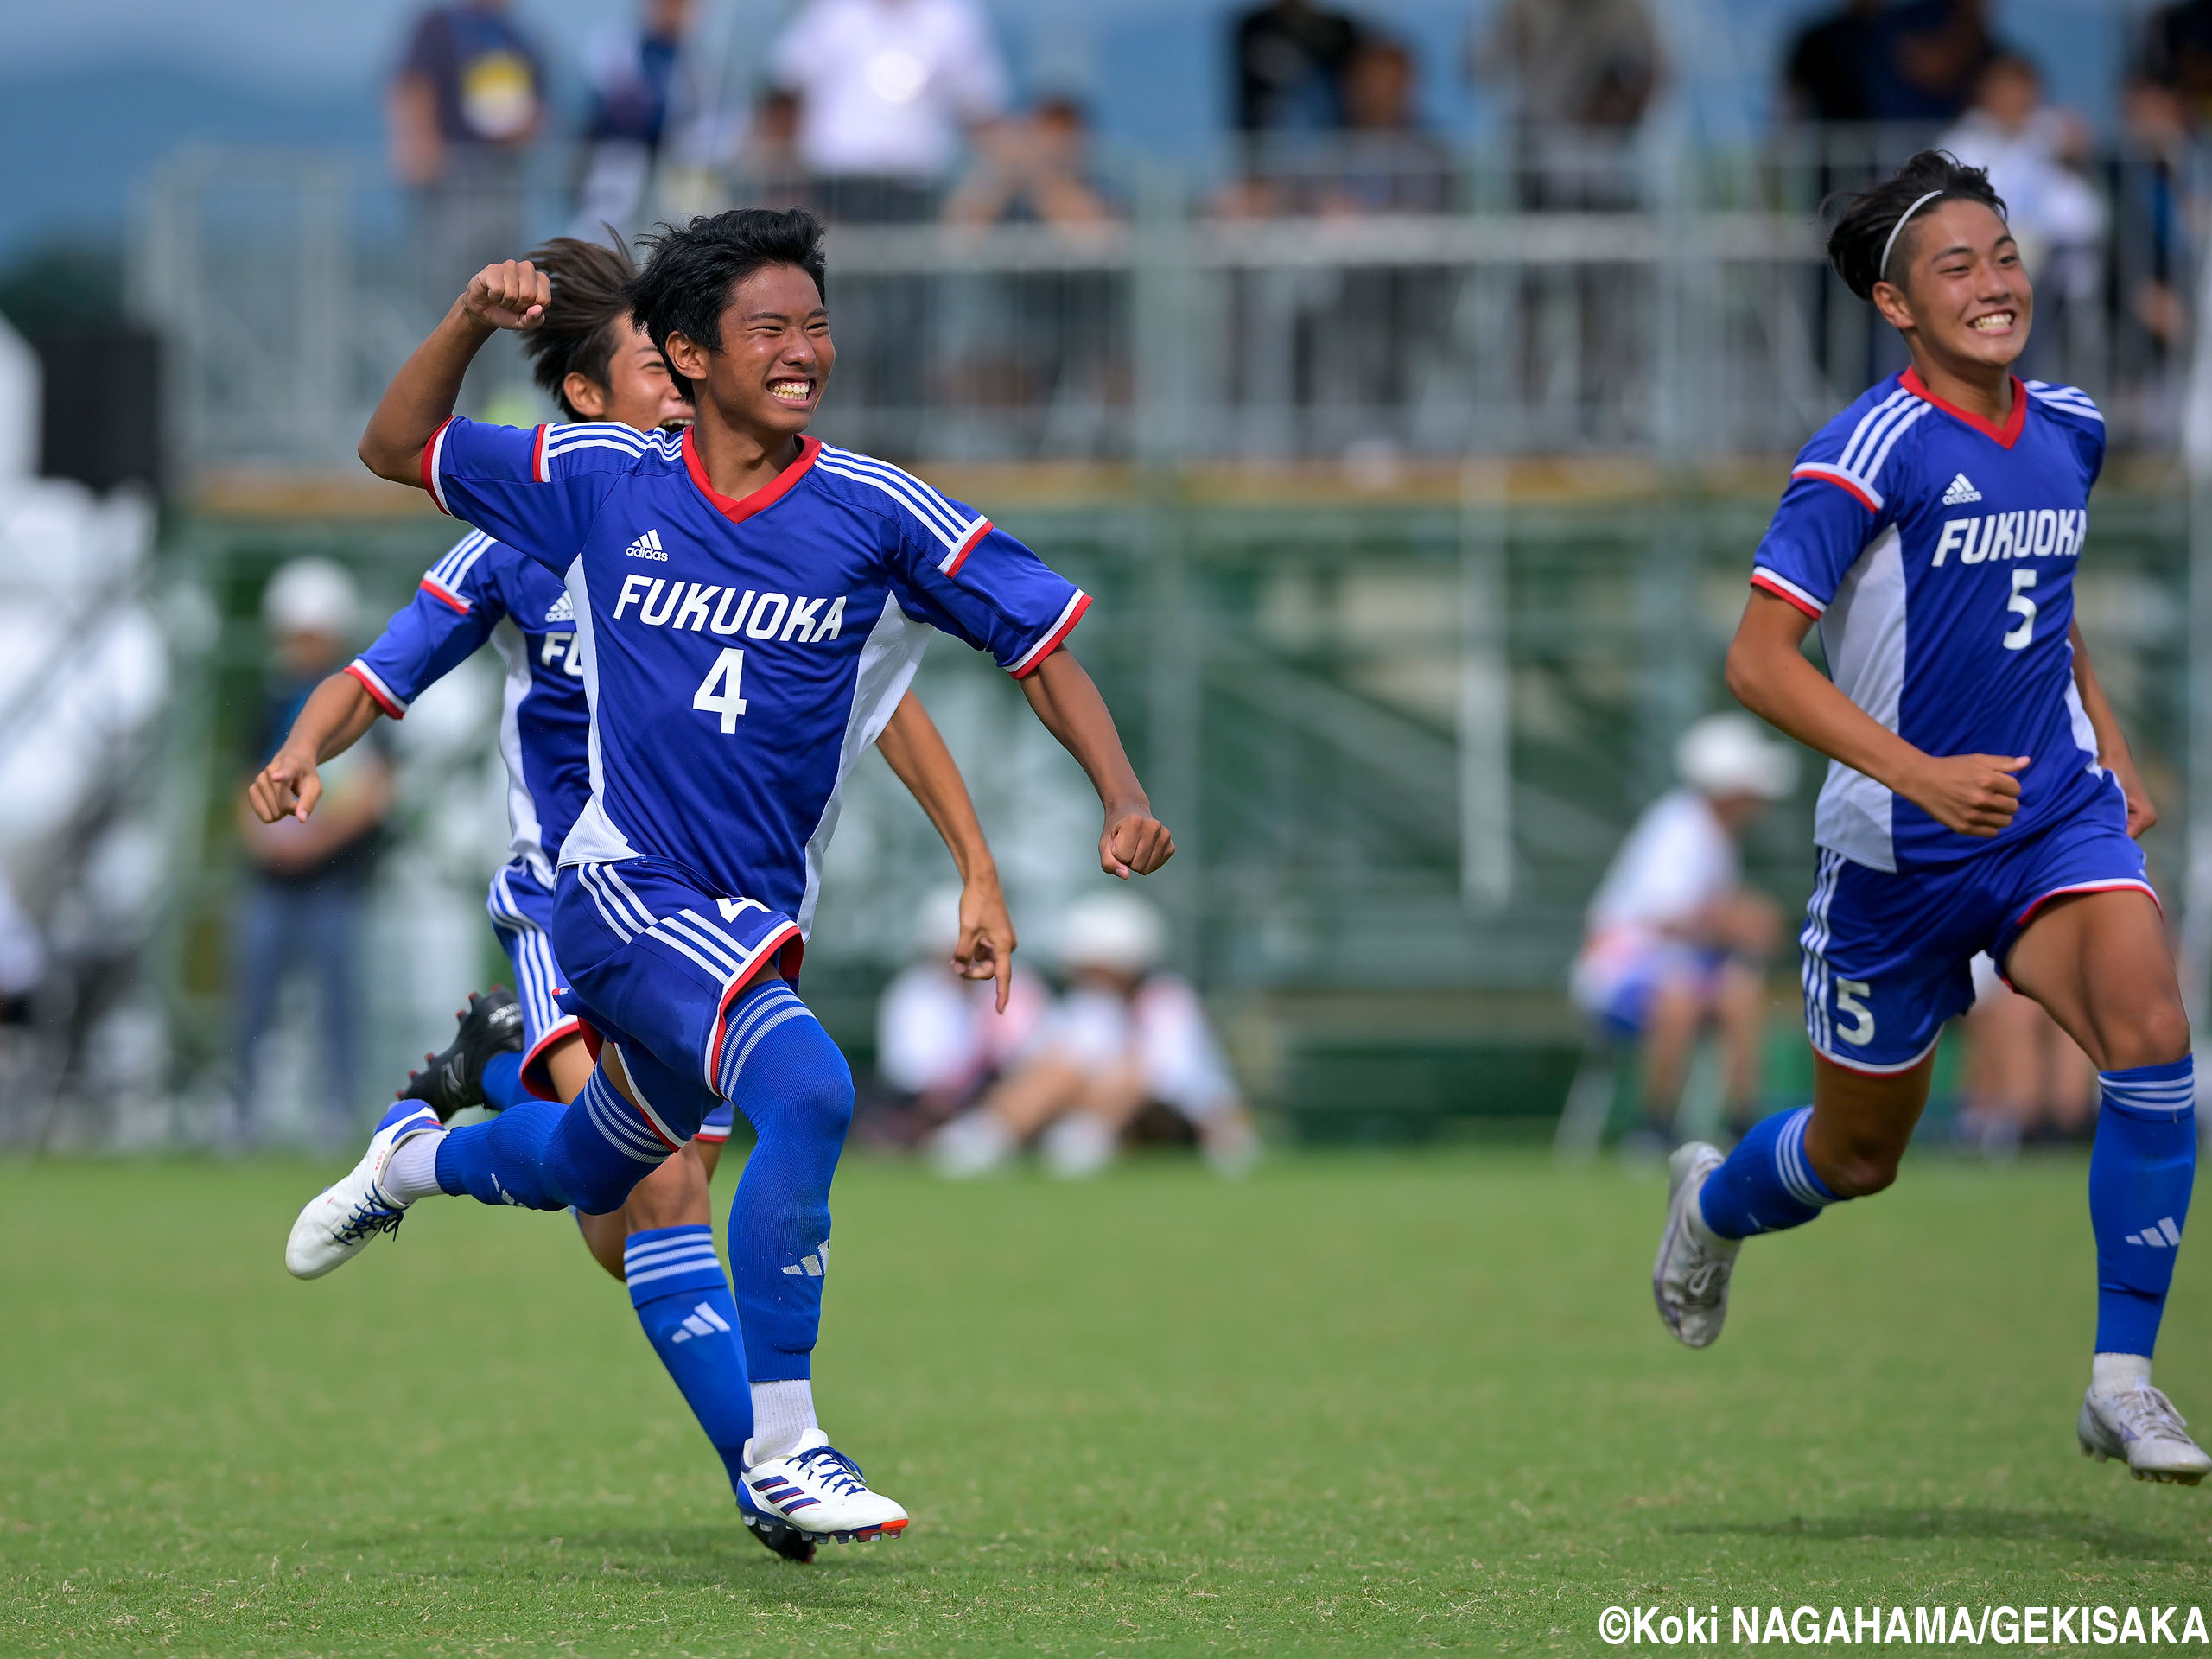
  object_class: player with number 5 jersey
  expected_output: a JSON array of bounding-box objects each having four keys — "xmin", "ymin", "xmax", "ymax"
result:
[
  {"xmin": 286, "ymin": 207, "xmax": 1175, "ymax": 1543},
  {"xmin": 1651, "ymin": 151, "xmax": 2208, "ymax": 1485}
]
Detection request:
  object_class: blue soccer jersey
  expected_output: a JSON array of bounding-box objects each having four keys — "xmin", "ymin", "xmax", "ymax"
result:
[
  {"xmin": 1750, "ymin": 371, "xmax": 2110, "ymax": 872},
  {"xmin": 423, "ymin": 420, "xmax": 1089, "ymax": 944},
  {"xmin": 348, "ymin": 530, "xmax": 593, "ymax": 880}
]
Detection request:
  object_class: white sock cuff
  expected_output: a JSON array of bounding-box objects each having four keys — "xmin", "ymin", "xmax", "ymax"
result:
[
  {"xmin": 747, "ymin": 1378, "xmax": 818, "ymax": 1464},
  {"xmin": 2093, "ymin": 1351, "xmax": 2153, "ymax": 1392},
  {"xmin": 381, "ymin": 1130, "xmax": 447, "ymax": 1204}
]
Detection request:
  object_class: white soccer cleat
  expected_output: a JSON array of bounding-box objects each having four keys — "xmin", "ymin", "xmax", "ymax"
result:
[
  {"xmin": 1039, "ymin": 1111, "xmax": 1117, "ymax": 1179},
  {"xmin": 741, "ymin": 1430, "xmax": 909, "ymax": 1541},
  {"xmin": 284, "ymin": 1103, "xmax": 442, "ymax": 1280},
  {"xmin": 1653, "ymin": 1141, "xmax": 1739, "ymax": 1349},
  {"xmin": 2079, "ymin": 1384, "xmax": 2212, "ymax": 1484}
]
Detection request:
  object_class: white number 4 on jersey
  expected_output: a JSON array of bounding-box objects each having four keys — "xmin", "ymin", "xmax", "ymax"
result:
[{"xmin": 694, "ymin": 648, "xmax": 749, "ymax": 732}]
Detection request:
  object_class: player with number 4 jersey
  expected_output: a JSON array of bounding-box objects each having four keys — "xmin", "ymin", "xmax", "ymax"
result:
[
  {"xmin": 286, "ymin": 207, "xmax": 1175, "ymax": 1542},
  {"xmin": 1652, "ymin": 151, "xmax": 2207, "ymax": 1485}
]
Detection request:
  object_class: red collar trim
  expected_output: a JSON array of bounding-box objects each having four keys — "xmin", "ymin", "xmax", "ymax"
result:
[
  {"xmin": 1900, "ymin": 368, "xmax": 2027, "ymax": 448},
  {"xmin": 682, "ymin": 429, "xmax": 822, "ymax": 524}
]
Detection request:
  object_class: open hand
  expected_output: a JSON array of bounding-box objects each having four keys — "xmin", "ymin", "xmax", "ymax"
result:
[
  {"xmin": 461, "ymin": 260, "xmax": 549, "ymax": 332},
  {"xmin": 1100, "ymin": 810, "xmax": 1174, "ymax": 879},
  {"xmin": 1906, "ymin": 753, "xmax": 2026, "ymax": 837},
  {"xmin": 952, "ymin": 877, "xmax": 1018, "ymax": 1014},
  {"xmin": 247, "ymin": 745, "xmax": 322, "ymax": 824}
]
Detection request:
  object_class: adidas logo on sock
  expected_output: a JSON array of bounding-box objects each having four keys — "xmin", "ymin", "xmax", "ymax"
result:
[
  {"xmin": 781, "ymin": 1238, "xmax": 830, "ymax": 1278},
  {"xmin": 668, "ymin": 1301, "xmax": 733, "ymax": 1344},
  {"xmin": 624, "ymin": 528, "xmax": 668, "ymax": 560},
  {"xmin": 1941, "ymin": 472, "xmax": 1981, "ymax": 505},
  {"xmin": 543, "ymin": 590, "xmax": 574, "ymax": 624},
  {"xmin": 2125, "ymin": 1217, "xmax": 2183, "ymax": 1248}
]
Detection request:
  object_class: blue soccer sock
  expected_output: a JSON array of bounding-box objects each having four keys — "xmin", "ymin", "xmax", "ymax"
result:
[
  {"xmin": 480, "ymin": 1050, "xmax": 531, "ymax": 1113},
  {"xmin": 434, "ymin": 1062, "xmax": 665, "ymax": 1212},
  {"xmin": 1695, "ymin": 1105, "xmax": 1841, "ymax": 1240},
  {"xmin": 2089, "ymin": 1058, "xmax": 2196, "ymax": 1359},
  {"xmin": 715, "ymin": 982, "xmax": 855, "ymax": 1382},
  {"xmin": 625, "ymin": 1225, "xmax": 752, "ymax": 1493}
]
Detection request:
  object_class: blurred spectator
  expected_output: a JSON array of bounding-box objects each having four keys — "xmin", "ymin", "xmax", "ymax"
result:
[
  {"xmin": 0, "ymin": 869, "xmax": 42, "ymax": 1028},
  {"xmin": 768, "ymin": 0, "xmax": 1009, "ymax": 223},
  {"xmin": 390, "ymin": 0, "xmax": 545, "ymax": 295},
  {"xmin": 862, "ymin": 887, "xmax": 1047, "ymax": 1148},
  {"xmin": 947, "ymin": 96, "xmax": 1116, "ymax": 233},
  {"xmin": 1938, "ymin": 53, "xmax": 2104, "ymax": 365},
  {"xmin": 232, "ymin": 562, "xmax": 392, "ymax": 1145},
  {"xmin": 1233, "ymin": 0, "xmax": 1364, "ymax": 142},
  {"xmin": 727, "ymin": 87, "xmax": 812, "ymax": 212},
  {"xmin": 1955, "ymin": 952, "xmax": 2098, "ymax": 1154},
  {"xmin": 1868, "ymin": 0, "xmax": 2000, "ymax": 124},
  {"xmin": 2139, "ymin": 0, "xmax": 2212, "ymax": 132},
  {"xmin": 2120, "ymin": 75, "xmax": 2190, "ymax": 353},
  {"xmin": 1782, "ymin": 0, "xmax": 1887, "ymax": 124},
  {"xmin": 571, "ymin": 0, "xmax": 698, "ymax": 235},
  {"xmin": 931, "ymin": 893, "xmax": 1258, "ymax": 1180},
  {"xmin": 1475, "ymin": 0, "xmax": 1662, "ymax": 208},
  {"xmin": 1328, "ymin": 35, "xmax": 1452, "ymax": 214},
  {"xmin": 1569, "ymin": 715, "xmax": 1795, "ymax": 1149}
]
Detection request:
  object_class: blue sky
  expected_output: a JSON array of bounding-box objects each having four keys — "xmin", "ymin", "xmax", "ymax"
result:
[{"xmin": 0, "ymin": 0, "xmax": 2148, "ymax": 263}]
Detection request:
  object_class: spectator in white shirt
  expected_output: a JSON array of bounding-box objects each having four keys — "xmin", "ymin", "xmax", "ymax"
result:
[
  {"xmin": 769, "ymin": 0, "xmax": 1009, "ymax": 221},
  {"xmin": 1569, "ymin": 714, "xmax": 1795, "ymax": 1147},
  {"xmin": 931, "ymin": 892, "xmax": 1259, "ymax": 1180}
]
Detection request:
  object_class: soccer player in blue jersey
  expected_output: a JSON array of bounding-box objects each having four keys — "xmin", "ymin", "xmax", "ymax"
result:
[
  {"xmin": 1651, "ymin": 151, "xmax": 2207, "ymax": 1482},
  {"xmin": 283, "ymin": 207, "xmax": 1173, "ymax": 1535},
  {"xmin": 252, "ymin": 236, "xmax": 1018, "ymax": 1556}
]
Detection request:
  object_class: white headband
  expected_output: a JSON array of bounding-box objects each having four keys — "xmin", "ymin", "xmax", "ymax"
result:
[{"xmin": 1877, "ymin": 189, "xmax": 1947, "ymax": 286}]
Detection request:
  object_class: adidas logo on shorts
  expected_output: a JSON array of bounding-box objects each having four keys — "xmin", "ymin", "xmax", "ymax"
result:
[
  {"xmin": 1941, "ymin": 473, "xmax": 1982, "ymax": 505},
  {"xmin": 625, "ymin": 528, "xmax": 669, "ymax": 560},
  {"xmin": 543, "ymin": 591, "xmax": 575, "ymax": 624}
]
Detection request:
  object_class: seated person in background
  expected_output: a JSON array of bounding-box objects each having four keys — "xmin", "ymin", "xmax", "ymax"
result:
[
  {"xmin": 944, "ymin": 95, "xmax": 1116, "ymax": 236},
  {"xmin": 1569, "ymin": 714, "xmax": 1796, "ymax": 1149},
  {"xmin": 863, "ymin": 886, "xmax": 1047, "ymax": 1149},
  {"xmin": 1956, "ymin": 950, "xmax": 2100, "ymax": 1154},
  {"xmin": 930, "ymin": 891, "xmax": 1257, "ymax": 1179}
]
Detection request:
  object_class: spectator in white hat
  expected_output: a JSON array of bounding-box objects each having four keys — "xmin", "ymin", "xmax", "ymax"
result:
[
  {"xmin": 232, "ymin": 560, "xmax": 394, "ymax": 1143},
  {"xmin": 930, "ymin": 890, "xmax": 1257, "ymax": 1179},
  {"xmin": 1569, "ymin": 713, "xmax": 1796, "ymax": 1149}
]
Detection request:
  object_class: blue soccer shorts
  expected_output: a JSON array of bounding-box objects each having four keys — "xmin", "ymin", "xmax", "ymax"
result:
[
  {"xmin": 486, "ymin": 860, "xmax": 582, "ymax": 1099},
  {"xmin": 1798, "ymin": 783, "xmax": 2155, "ymax": 1075},
  {"xmin": 549, "ymin": 857, "xmax": 804, "ymax": 1146}
]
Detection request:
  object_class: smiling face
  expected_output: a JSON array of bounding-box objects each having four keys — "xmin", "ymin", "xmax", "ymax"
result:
[
  {"xmin": 1871, "ymin": 198, "xmax": 2032, "ymax": 375},
  {"xmin": 663, "ymin": 264, "xmax": 832, "ymax": 448},
  {"xmin": 563, "ymin": 315, "xmax": 692, "ymax": 432}
]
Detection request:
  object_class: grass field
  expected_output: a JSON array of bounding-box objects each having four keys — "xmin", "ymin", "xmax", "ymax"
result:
[{"xmin": 4, "ymin": 1150, "xmax": 2211, "ymax": 1656}]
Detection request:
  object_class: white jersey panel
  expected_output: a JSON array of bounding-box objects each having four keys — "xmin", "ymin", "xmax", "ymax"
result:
[{"xmin": 1814, "ymin": 523, "xmax": 1906, "ymax": 872}]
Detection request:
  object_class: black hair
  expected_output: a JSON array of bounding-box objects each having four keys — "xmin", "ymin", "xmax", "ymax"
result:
[
  {"xmin": 1823, "ymin": 149, "xmax": 2009, "ymax": 302},
  {"xmin": 518, "ymin": 234, "xmax": 640, "ymax": 421},
  {"xmin": 625, "ymin": 208, "xmax": 829, "ymax": 396}
]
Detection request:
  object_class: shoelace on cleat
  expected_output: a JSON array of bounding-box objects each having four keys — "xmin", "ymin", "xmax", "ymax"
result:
[
  {"xmin": 1681, "ymin": 1259, "xmax": 1729, "ymax": 1301},
  {"xmin": 790, "ymin": 1445, "xmax": 870, "ymax": 1498},
  {"xmin": 2107, "ymin": 1385, "xmax": 2196, "ymax": 1446},
  {"xmin": 333, "ymin": 1198, "xmax": 405, "ymax": 1246}
]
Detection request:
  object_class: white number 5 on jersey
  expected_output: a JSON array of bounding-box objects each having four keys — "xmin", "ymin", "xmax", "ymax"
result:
[
  {"xmin": 2002, "ymin": 569, "xmax": 2037, "ymax": 651},
  {"xmin": 694, "ymin": 647, "xmax": 749, "ymax": 732}
]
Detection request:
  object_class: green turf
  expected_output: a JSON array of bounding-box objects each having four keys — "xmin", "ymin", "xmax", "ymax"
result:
[{"xmin": 3, "ymin": 1151, "xmax": 2210, "ymax": 1656}]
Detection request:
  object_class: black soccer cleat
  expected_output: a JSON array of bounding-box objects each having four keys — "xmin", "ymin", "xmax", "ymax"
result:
[
  {"xmin": 399, "ymin": 987, "xmax": 524, "ymax": 1122},
  {"xmin": 741, "ymin": 1509, "xmax": 818, "ymax": 1565}
]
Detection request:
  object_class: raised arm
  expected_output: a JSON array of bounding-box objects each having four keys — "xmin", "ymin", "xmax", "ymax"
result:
[
  {"xmin": 245, "ymin": 671, "xmax": 382, "ymax": 824},
  {"xmin": 1016, "ymin": 647, "xmax": 1174, "ymax": 877},
  {"xmin": 2069, "ymin": 620, "xmax": 2155, "ymax": 838},
  {"xmin": 359, "ymin": 260, "xmax": 550, "ymax": 485},
  {"xmin": 1724, "ymin": 588, "xmax": 2026, "ymax": 838},
  {"xmin": 875, "ymin": 690, "xmax": 1018, "ymax": 1010}
]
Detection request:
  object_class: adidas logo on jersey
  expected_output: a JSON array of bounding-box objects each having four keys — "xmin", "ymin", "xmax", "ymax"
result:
[
  {"xmin": 2126, "ymin": 1217, "xmax": 2183, "ymax": 1248},
  {"xmin": 625, "ymin": 528, "xmax": 668, "ymax": 560},
  {"xmin": 543, "ymin": 591, "xmax": 575, "ymax": 624},
  {"xmin": 1941, "ymin": 473, "xmax": 1982, "ymax": 505}
]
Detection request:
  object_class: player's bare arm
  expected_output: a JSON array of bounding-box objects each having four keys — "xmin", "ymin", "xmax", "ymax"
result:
[
  {"xmin": 246, "ymin": 671, "xmax": 383, "ymax": 824},
  {"xmin": 1017, "ymin": 647, "xmax": 1173, "ymax": 877},
  {"xmin": 359, "ymin": 260, "xmax": 550, "ymax": 486},
  {"xmin": 2068, "ymin": 620, "xmax": 2155, "ymax": 838},
  {"xmin": 874, "ymin": 690, "xmax": 1018, "ymax": 1012},
  {"xmin": 1726, "ymin": 588, "xmax": 2025, "ymax": 837}
]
